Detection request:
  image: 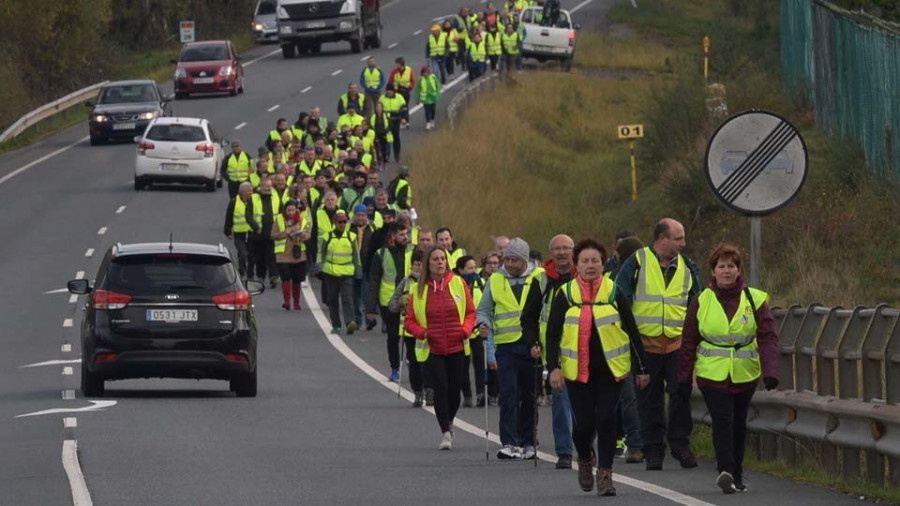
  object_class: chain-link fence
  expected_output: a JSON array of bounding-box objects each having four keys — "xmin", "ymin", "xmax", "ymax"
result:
[{"xmin": 781, "ymin": 0, "xmax": 900, "ymax": 177}]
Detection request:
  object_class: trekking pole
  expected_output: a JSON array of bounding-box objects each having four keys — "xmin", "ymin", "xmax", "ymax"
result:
[
  {"xmin": 483, "ymin": 336, "xmax": 489, "ymax": 462},
  {"xmin": 397, "ymin": 337, "xmax": 405, "ymax": 398},
  {"xmin": 534, "ymin": 362, "xmax": 540, "ymax": 468}
]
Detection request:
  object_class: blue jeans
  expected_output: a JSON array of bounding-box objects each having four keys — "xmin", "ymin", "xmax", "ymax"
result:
[
  {"xmin": 495, "ymin": 341, "xmax": 537, "ymax": 447},
  {"xmin": 551, "ymin": 386, "xmax": 574, "ymax": 457},
  {"xmin": 429, "ymin": 57, "xmax": 447, "ymax": 84},
  {"xmin": 620, "ymin": 374, "xmax": 643, "ymax": 450}
]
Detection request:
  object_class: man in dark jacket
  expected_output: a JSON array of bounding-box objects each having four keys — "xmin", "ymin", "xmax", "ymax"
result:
[
  {"xmin": 367, "ymin": 223, "xmax": 410, "ymax": 382},
  {"xmin": 223, "ymin": 182, "xmax": 259, "ymax": 281},
  {"xmin": 251, "ymin": 179, "xmax": 281, "ymax": 288}
]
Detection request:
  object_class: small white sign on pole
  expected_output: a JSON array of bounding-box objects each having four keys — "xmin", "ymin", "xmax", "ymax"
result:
[{"xmin": 180, "ymin": 21, "xmax": 195, "ymax": 43}]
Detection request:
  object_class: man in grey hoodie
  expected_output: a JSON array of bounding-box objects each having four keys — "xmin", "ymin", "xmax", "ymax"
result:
[{"xmin": 477, "ymin": 237, "xmax": 545, "ymax": 460}]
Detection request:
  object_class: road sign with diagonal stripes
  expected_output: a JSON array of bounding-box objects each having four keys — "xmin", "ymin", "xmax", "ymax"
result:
[{"xmin": 705, "ymin": 110, "xmax": 808, "ymax": 216}]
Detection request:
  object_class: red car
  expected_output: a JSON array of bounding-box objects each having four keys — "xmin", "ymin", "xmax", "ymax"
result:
[{"xmin": 172, "ymin": 40, "xmax": 245, "ymax": 99}]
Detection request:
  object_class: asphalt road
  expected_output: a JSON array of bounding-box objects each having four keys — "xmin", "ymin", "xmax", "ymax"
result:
[{"xmin": 0, "ymin": 0, "xmax": 863, "ymax": 504}]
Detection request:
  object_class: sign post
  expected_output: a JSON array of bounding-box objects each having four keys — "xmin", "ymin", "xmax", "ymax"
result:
[
  {"xmin": 705, "ymin": 110, "xmax": 808, "ymax": 286},
  {"xmin": 703, "ymin": 36, "xmax": 710, "ymax": 81},
  {"xmin": 180, "ymin": 21, "xmax": 195, "ymax": 44},
  {"xmin": 617, "ymin": 124, "xmax": 644, "ymax": 201}
]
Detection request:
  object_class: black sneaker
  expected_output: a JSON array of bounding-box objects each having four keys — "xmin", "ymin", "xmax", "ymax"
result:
[
  {"xmin": 488, "ymin": 395, "xmax": 499, "ymax": 406},
  {"xmin": 555, "ymin": 454, "xmax": 572, "ymax": 469},
  {"xmin": 717, "ymin": 471, "xmax": 736, "ymax": 494},
  {"xmin": 672, "ymin": 448, "xmax": 698, "ymax": 469},
  {"xmin": 475, "ymin": 393, "xmax": 486, "ymax": 407},
  {"xmin": 645, "ymin": 450, "xmax": 663, "ymax": 471},
  {"xmin": 733, "ymin": 478, "xmax": 748, "ymax": 492},
  {"xmin": 425, "ymin": 388, "xmax": 434, "ymax": 406},
  {"xmin": 413, "ymin": 391, "xmax": 424, "ymax": 408},
  {"xmin": 365, "ymin": 319, "xmax": 377, "ymax": 331}
]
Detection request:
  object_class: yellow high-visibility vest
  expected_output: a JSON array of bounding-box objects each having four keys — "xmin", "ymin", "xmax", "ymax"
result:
[
  {"xmin": 410, "ymin": 274, "xmax": 467, "ymax": 362},
  {"xmin": 631, "ymin": 247, "xmax": 692, "ymax": 338},
  {"xmin": 378, "ymin": 247, "xmax": 411, "ymax": 306},
  {"xmin": 394, "ymin": 66, "xmax": 413, "ymax": 88},
  {"xmin": 322, "ymin": 230, "xmax": 357, "ymax": 277},
  {"xmin": 363, "ymin": 67, "xmax": 383, "ymax": 90},
  {"xmin": 501, "ymin": 32, "xmax": 520, "ymax": 54},
  {"xmin": 486, "ymin": 32, "xmax": 503, "ymax": 55},
  {"xmin": 489, "ymin": 267, "xmax": 544, "ymax": 345},
  {"xmin": 273, "ymin": 213, "xmax": 308, "ymax": 254},
  {"xmin": 232, "ymin": 196, "xmax": 252, "ymax": 233},
  {"xmin": 226, "ymin": 151, "xmax": 251, "ymax": 182},
  {"xmin": 559, "ymin": 277, "xmax": 631, "ymax": 381},
  {"xmin": 695, "ymin": 287, "xmax": 766, "ymax": 383},
  {"xmin": 468, "ymin": 40, "xmax": 487, "ymax": 63},
  {"xmin": 428, "ymin": 32, "xmax": 448, "ymax": 57}
]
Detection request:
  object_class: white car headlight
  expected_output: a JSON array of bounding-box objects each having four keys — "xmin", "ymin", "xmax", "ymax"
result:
[
  {"xmin": 219, "ymin": 66, "xmax": 233, "ymax": 76},
  {"xmin": 339, "ymin": 21, "xmax": 353, "ymax": 30},
  {"xmin": 174, "ymin": 68, "xmax": 186, "ymax": 79},
  {"xmin": 93, "ymin": 114, "xmax": 107, "ymax": 123},
  {"xmin": 138, "ymin": 112, "xmax": 156, "ymax": 120},
  {"xmin": 254, "ymin": 23, "xmax": 264, "ymax": 31},
  {"xmin": 280, "ymin": 25, "xmax": 292, "ymax": 34}
]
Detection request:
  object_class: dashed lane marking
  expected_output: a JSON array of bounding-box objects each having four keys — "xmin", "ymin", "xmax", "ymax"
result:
[
  {"xmin": 388, "ymin": 42, "xmax": 398, "ymax": 49},
  {"xmin": 63, "ymin": 390, "xmax": 75, "ymax": 400},
  {"xmin": 301, "ymin": 86, "xmax": 312, "ymax": 93},
  {"xmin": 62, "ymin": 367, "xmax": 73, "ymax": 376},
  {"xmin": 361, "ymin": 55, "xmax": 371, "ymax": 61},
  {"xmin": 63, "ymin": 319, "xmax": 73, "ymax": 328},
  {"xmin": 69, "ymin": 294, "xmax": 78, "ymax": 304},
  {"xmin": 414, "ymin": 29, "xmax": 423, "ymax": 35},
  {"xmin": 115, "ymin": 205, "xmax": 126, "ymax": 214},
  {"xmin": 76, "ymin": 271, "xmax": 85, "ymax": 279},
  {"xmin": 571, "ymin": 0, "xmax": 596, "ymax": 12},
  {"xmin": 63, "ymin": 417, "xmax": 77, "ymax": 428},
  {"xmin": 62, "ymin": 344, "xmax": 72, "ymax": 353},
  {"xmin": 243, "ymin": 48, "xmax": 281, "ymax": 67},
  {"xmin": 97, "ymin": 227, "xmax": 107, "ymax": 235},
  {"xmin": 234, "ymin": 122, "xmax": 247, "ymax": 130},
  {"xmin": 331, "ymin": 69, "xmax": 343, "ymax": 76},
  {"xmin": 85, "ymin": 248, "xmax": 94, "ymax": 258},
  {"xmin": 267, "ymin": 104, "xmax": 280, "ymax": 112}
]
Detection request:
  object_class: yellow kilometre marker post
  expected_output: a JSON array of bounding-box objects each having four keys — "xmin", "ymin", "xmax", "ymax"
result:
[
  {"xmin": 703, "ymin": 35, "xmax": 710, "ymax": 81},
  {"xmin": 617, "ymin": 124, "xmax": 644, "ymax": 201}
]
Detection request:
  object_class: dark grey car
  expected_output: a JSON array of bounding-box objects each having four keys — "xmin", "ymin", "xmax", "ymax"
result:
[{"xmin": 87, "ymin": 80, "xmax": 173, "ymax": 145}]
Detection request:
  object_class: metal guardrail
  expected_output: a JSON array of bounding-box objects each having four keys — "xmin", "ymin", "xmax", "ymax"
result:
[
  {"xmin": 691, "ymin": 304, "xmax": 900, "ymax": 488},
  {"xmin": 0, "ymin": 81, "xmax": 109, "ymax": 145},
  {"xmin": 447, "ymin": 71, "xmax": 502, "ymax": 130}
]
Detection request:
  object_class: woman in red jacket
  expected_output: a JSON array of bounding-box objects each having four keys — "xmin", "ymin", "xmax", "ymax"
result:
[
  {"xmin": 678, "ymin": 243, "xmax": 779, "ymax": 494},
  {"xmin": 405, "ymin": 246, "xmax": 476, "ymax": 450}
]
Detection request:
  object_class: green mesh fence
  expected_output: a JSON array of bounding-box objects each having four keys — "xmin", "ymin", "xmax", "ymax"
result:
[{"xmin": 781, "ymin": 0, "xmax": 900, "ymax": 177}]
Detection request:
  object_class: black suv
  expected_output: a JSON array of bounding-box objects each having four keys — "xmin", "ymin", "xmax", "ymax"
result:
[
  {"xmin": 68, "ymin": 242, "xmax": 263, "ymax": 397},
  {"xmin": 86, "ymin": 80, "xmax": 173, "ymax": 145}
]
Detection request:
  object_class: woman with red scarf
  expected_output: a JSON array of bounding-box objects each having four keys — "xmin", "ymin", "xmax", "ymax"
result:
[
  {"xmin": 546, "ymin": 238, "xmax": 648, "ymax": 497},
  {"xmin": 405, "ymin": 246, "xmax": 476, "ymax": 450},
  {"xmin": 271, "ymin": 200, "xmax": 310, "ymax": 310}
]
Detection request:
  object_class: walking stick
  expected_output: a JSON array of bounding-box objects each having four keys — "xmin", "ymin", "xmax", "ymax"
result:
[
  {"xmin": 397, "ymin": 336, "xmax": 404, "ymax": 398},
  {"xmin": 534, "ymin": 362, "xmax": 540, "ymax": 468},
  {"xmin": 483, "ymin": 336, "xmax": 490, "ymax": 462}
]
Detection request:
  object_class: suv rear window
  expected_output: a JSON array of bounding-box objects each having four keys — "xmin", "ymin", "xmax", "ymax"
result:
[
  {"xmin": 104, "ymin": 254, "xmax": 235, "ymax": 295},
  {"xmin": 146, "ymin": 124, "xmax": 207, "ymax": 142},
  {"xmin": 181, "ymin": 45, "xmax": 230, "ymax": 62}
]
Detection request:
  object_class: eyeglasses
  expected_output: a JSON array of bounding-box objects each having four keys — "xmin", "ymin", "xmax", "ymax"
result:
[{"xmin": 550, "ymin": 246, "xmax": 573, "ymax": 252}]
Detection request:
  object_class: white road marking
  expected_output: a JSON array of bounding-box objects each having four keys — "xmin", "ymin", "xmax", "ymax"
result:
[
  {"xmin": 414, "ymin": 29, "xmax": 423, "ymax": 35},
  {"xmin": 267, "ymin": 104, "xmax": 280, "ymax": 112},
  {"xmin": 361, "ymin": 55, "xmax": 371, "ymax": 61},
  {"xmin": 63, "ymin": 390, "xmax": 75, "ymax": 400},
  {"xmin": 243, "ymin": 48, "xmax": 281, "ymax": 67},
  {"xmin": 63, "ymin": 417, "xmax": 77, "ymax": 428},
  {"xmin": 17, "ymin": 400, "xmax": 117, "ymax": 418},
  {"xmin": 388, "ymin": 42, "xmax": 398, "ymax": 49},
  {"xmin": 62, "ymin": 367, "xmax": 73, "ymax": 375},
  {"xmin": 300, "ymin": 284, "xmax": 716, "ymax": 506},
  {"xmin": 69, "ymin": 294, "xmax": 78, "ymax": 304},
  {"xmin": 85, "ymin": 248, "xmax": 94, "ymax": 258},
  {"xmin": 115, "ymin": 205, "xmax": 126, "ymax": 214},
  {"xmin": 332, "ymin": 69, "xmax": 343, "ymax": 76},
  {"xmin": 63, "ymin": 319, "xmax": 73, "ymax": 328},
  {"xmin": 571, "ymin": 0, "xmax": 596, "ymax": 13},
  {"xmin": 62, "ymin": 440, "xmax": 93, "ymax": 506},
  {"xmin": 0, "ymin": 136, "xmax": 89, "ymax": 188},
  {"xmin": 97, "ymin": 227, "xmax": 107, "ymax": 235},
  {"xmin": 381, "ymin": 0, "xmax": 400, "ymax": 9},
  {"xmin": 76, "ymin": 271, "xmax": 85, "ymax": 280},
  {"xmin": 22, "ymin": 359, "xmax": 81, "ymax": 368},
  {"xmin": 234, "ymin": 122, "xmax": 247, "ymax": 130},
  {"xmin": 62, "ymin": 344, "xmax": 72, "ymax": 353},
  {"xmin": 301, "ymin": 86, "xmax": 312, "ymax": 93},
  {"xmin": 45, "ymin": 288, "xmax": 68, "ymax": 294},
  {"xmin": 408, "ymin": 73, "xmax": 467, "ymax": 116}
]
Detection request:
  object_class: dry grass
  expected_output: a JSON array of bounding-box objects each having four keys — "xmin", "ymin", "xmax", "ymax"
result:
[{"xmin": 576, "ymin": 34, "xmax": 679, "ymax": 73}]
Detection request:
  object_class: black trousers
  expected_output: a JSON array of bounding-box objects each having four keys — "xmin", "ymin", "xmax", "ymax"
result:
[
  {"xmin": 403, "ymin": 336, "xmax": 424, "ymax": 392},
  {"xmin": 701, "ymin": 386, "xmax": 755, "ymax": 480},
  {"xmin": 389, "ymin": 121, "xmax": 402, "ymax": 159},
  {"xmin": 227, "ymin": 180, "xmax": 241, "ymax": 199},
  {"xmin": 568, "ymin": 375, "xmax": 622, "ymax": 469},
  {"xmin": 232, "ymin": 233, "xmax": 251, "ymax": 278},
  {"xmin": 638, "ymin": 350, "xmax": 694, "ymax": 455},
  {"xmin": 397, "ymin": 88, "xmax": 411, "ymax": 122},
  {"xmin": 462, "ymin": 335, "xmax": 486, "ymax": 397},
  {"xmin": 446, "ymin": 53, "xmax": 456, "ymax": 74},
  {"xmin": 249, "ymin": 238, "xmax": 276, "ymax": 280},
  {"xmin": 489, "ymin": 54, "xmax": 499, "ymax": 71},
  {"xmin": 424, "ymin": 104, "xmax": 436, "ymax": 123},
  {"xmin": 322, "ymin": 274, "xmax": 354, "ymax": 329},
  {"xmin": 381, "ymin": 306, "xmax": 401, "ymax": 369},
  {"xmin": 277, "ymin": 262, "xmax": 306, "ymax": 283},
  {"xmin": 425, "ymin": 352, "xmax": 466, "ymax": 433}
]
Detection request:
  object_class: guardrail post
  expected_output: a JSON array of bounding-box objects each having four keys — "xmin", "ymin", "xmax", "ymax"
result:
[
  {"xmin": 795, "ymin": 304, "xmax": 829, "ymax": 392},
  {"xmin": 884, "ymin": 313, "xmax": 900, "ymax": 405},
  {"xmin": 862, "ymin": 306, "xmax": 899, "ymax": 403},
  {"xmin": 816, "ymin": 308, "xmax": 853, "ymax": 398},
  {"xmin": 784, "ymin": 391, "xmax": 838, "ymax": 473},
  {"xmin": 871, "ymin": 403, "xmax": 900, "ymax": 486},
  {"xmin": 838, "ymin": 306, "xmax": 874, "ymax": 400},
  {"xmin": 777, "ymin": 304, "xmax": 808, "ymax": 391}
]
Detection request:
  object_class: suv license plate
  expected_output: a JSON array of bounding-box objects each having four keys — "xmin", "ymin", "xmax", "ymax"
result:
[
  {"xmin": 113, "ymin": 122, "xmax": 135, "ymax": 130},
  {"xmin": 161, "ymin": 163, "xmax": 188, "ymax": 171},
  {"xmin": 146, "ymin": 309, "xmax": 198, "ymax": 322}
]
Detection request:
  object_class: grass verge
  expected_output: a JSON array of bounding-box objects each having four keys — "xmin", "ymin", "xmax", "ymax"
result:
[{"xmin": 0, "ymin": 33, "xmax": 255, "ymax": 155}]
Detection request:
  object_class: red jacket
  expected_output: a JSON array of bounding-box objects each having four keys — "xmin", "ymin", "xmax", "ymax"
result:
[
  {"xmin": 404, "ymin": 272, "xmax": 475, "ymax": 356},
  {"xmin": 678, "ymin": 277, "xmax": 779, "ymax": 393}
]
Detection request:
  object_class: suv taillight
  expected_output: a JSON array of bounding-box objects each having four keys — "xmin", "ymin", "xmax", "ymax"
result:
[
  {"xmin": 196, "ymin": 143, "xmax": 215, "ymax": 158},
  {"xmin": 137, "ymin": 141, "xmax": 155, "ymax": 155},
  {"xmin": 93, "ymin": 290, "xmax": 132, "ymax": 310},
  {"xmin": 213, "ymin": 290, "xmax": 251, "ymax": 310}
]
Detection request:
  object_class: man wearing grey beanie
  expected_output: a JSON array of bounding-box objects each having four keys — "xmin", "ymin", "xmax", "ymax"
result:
[{"xmin": 476, "ymin": 237, "xmax": 546, "ymax": 460}]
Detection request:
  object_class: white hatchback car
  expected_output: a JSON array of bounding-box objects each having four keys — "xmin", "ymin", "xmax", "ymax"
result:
[{"xmin": 134, "ymin": 117, "xmax": 226, "ymax": 191}]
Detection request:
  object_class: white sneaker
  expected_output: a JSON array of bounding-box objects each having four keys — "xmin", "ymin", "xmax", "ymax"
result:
[
  {"xmin": 425, "ymin": 122, "xmax": 433, "ymax": 130},
  {"xmin": 497, "ymin": 445, "xmax": 522, "ymax": 460},
  {"xmin": 717, "ymin": 471, "xmax": 736, "ymax": 494},
  {"xmin": 523, "ymin": 445, "xmax": 536, "ymax": 460},
  {"xmin": 439, "ymin": 431, "xmax": 453, "ymax": 450}
]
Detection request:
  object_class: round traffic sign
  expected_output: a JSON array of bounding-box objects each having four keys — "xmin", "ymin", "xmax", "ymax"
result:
[{"xmin": 705, "ymin": 110, "xmax": 808, "ymax": 216}]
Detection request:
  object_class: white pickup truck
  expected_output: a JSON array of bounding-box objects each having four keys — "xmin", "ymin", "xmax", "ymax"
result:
[{"xmin": 518, "ymin": 6, "xmax": 580, "ymax": 71}]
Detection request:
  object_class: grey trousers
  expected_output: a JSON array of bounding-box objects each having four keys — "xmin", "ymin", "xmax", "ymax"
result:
[{"xmin": 322, "ymin": 274, "xmax": 355, "ymax": 329}]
